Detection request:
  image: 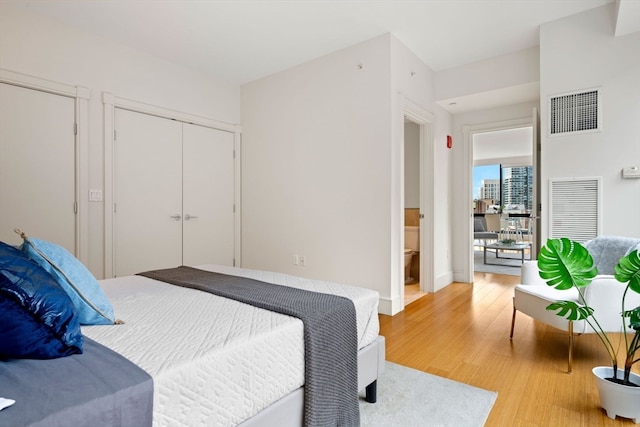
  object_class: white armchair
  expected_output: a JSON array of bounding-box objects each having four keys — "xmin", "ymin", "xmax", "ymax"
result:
[{"xmin": 510, "ymin": 236, "xmax": 640, "ymax": 372}]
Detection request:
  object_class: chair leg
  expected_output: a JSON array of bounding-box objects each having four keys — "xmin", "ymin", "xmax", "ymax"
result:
[
  {"xmin": 509, "ymin": 298, "xmax": 516, "ymax": 339},
  {"xmin": 568, "ymin": 320, "xmax": 573, "ymax": 374}
]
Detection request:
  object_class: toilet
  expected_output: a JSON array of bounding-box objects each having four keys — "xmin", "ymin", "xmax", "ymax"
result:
[{"xmin": 404, "ymin": 226, "xmax": 420, "ymax": 283}]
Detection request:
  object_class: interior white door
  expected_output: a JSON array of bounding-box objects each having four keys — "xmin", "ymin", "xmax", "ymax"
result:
[
  {"xmin": 182, "ymin": 123, "xmax": 235, "ymax": 266},
  {"xmin": 531, "ymin": 107, "xmax": 541, "ymax": 257},
  {"xmin": 114, "ymin": 108, "xmax": 183, "ymax": 276},
  {"xmin": 0, "ymin": 83, "xmax": 76, "ymax": 251}
]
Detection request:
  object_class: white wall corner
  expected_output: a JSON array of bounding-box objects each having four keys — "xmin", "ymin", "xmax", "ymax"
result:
[
  {"xmin": 76, "ymin": 86, "xmax": 90, "ymax": 99},
  {"xmin": 378, "ymin": 296, "xmax": 403, "ymax": 316},
  {"xmin": 102, "ymin": 91, "xmax": 115, "ymax": 105},
  {"xmin": 434, "ymin": 271, "xmax": 455, "ymax": 292},
  {"xmin": 615, "ymin": 0, "xmax": 640, "ymax": 37}
]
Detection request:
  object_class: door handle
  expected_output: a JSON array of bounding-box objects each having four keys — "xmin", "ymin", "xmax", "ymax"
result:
[
  {"xmin": 170, "ymin": 214, "xmax": 181, "ymax": 221},
  {"xmin": 184, "ymin": 214, "xmax": 198, "ymax": 221}
]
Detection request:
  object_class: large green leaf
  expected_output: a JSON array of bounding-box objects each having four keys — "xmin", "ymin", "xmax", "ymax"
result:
[
  {"xmin": 538, "ymin": 238, "xmax": 598, "ymax": 290},
  {"xmin": 624, "ymin": 306, "xmax": 640, "ymax": 332},
  {"xmin": 546, "ymin": 300, "xmax": 594, "ymax": 321},
  {"xmin": 615, "ymin": 249, "xmax": 640, "ymax": 294}
]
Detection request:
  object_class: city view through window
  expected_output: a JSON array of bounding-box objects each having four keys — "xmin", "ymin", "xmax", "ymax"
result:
[{"xmin": 473, "ymin": 164, "xmax": 533, "ymax": 214}]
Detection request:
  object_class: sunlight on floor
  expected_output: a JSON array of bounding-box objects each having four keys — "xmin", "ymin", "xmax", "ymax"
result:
[{"xmin": 404, "ymin": 282, "xmax": 426, "ymax": 306}]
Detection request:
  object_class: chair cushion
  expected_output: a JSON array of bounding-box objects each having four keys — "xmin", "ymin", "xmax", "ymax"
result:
[
  {"xmin": 515, "ymin": 283, "xmax": 580, "ymax": 303},
  {"xmin": 514, "ymin": 284, "xmax": 584, "ymax": 333},
  {"xmin": 475, "ymin": 231, "xmax": 499, "ymax": 240},
  {"xmin": 474, "ymin": 217, "xmax": 487, "ymax": 232}
]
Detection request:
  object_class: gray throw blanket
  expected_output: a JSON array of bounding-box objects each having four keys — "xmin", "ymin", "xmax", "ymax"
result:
[{"xmin": 138, "ymin": 266, "xmax": 359, "ymax": 427}]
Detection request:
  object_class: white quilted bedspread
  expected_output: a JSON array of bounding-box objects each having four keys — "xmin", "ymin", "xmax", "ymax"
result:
[{"xmin": 82, "ymin": 265, "xmax": 379, "ymax": 427}]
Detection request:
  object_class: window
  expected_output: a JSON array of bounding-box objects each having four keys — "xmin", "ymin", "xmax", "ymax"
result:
[{"xmin": 473, "ymin": 164, "xmax": 533, "ymax": 214}]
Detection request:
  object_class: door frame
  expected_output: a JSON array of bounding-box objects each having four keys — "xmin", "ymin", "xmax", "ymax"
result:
[
  {"xmin": 398, "ymin": 96, "xmax": 435, "ymax": 311},
  {"xmin": 0, "ymin": 68, "xmax": 90, "ymax": 261},
  {"xmin": 462, "ymin": 116, "xmax": 536, "ymax": 282},
  {"xmin": 103, "ymin": 93, "xmax": 242, "ymax": 278}
]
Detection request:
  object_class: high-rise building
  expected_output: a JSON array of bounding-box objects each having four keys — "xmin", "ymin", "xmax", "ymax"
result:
[
  {"xmin": 503, "ymin": 166, "xmax": 533, "ymax": 210},
  {"xmin": 479, "ymin": 179, "xmax": 500, "ymax": 201}
]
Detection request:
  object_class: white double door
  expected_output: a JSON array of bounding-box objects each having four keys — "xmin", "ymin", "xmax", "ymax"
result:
[{"xmin": 114, "ymin": 108, "xmax": 234, "ymax": 277}]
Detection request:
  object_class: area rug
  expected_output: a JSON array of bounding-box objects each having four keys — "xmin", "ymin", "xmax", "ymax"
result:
[
  {"xmin": 473, "ymin": 249, "xmax": 525, "ymax": 276},
  {"xmin": 359, "ymin": 362, "xmax": 497, "ymax": 427}
]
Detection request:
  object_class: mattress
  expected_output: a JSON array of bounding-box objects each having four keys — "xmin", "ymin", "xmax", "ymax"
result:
[{"xmin": 82, "ymin": 264, "xmax": 380, "ymax": 427}]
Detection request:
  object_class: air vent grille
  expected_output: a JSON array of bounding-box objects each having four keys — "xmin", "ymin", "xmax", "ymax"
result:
[
  {"xmin": 550, "ymin": 90, "xmax": 599, "ymax": 135},
  {"xmin": 549, "ymin": 177, "xmax": 600, "ymax": 242}
]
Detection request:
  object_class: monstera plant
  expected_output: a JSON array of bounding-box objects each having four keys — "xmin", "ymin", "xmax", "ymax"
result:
[{"xmin": 538, "ymin": 238, "xmax": 640, "ymax": 386}]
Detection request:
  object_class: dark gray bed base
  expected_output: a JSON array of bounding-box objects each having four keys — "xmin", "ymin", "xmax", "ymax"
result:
[
  {"xmin": 239, "ymin": 335, "xmax": 385, "ymax": 427},
  {"xmin": 0, "ymin": 337, "xmax": 153, "ymax": 427}
]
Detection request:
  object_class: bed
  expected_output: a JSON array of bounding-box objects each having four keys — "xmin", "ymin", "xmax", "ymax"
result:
[{"xmin": 1, "ymin": 260, "xmax": 385, "ymax": 427}]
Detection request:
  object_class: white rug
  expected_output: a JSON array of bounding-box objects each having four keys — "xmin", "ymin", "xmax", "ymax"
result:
[
  {"xmin": 474, "ymin": 249, "xmax": 525, "ymax": 276},
  {"xmin": 359, "ymin": 362, "xmax": 497, "ymax": 427}
]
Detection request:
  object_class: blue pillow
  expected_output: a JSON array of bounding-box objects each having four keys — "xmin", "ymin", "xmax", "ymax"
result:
[
  {"xmin": 0, "ymin": 242, "xmax": 83, "ymax": 359},
  {"xmin": 17, "ymin": 233, "xmax": 116, "ymax": 325}
]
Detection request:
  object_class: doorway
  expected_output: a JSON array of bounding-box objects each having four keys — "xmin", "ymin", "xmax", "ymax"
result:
[
  {"xmin": 0, "ymin": 83, "xmax": 76, "ymax": 251},
  {"xmin": 395, "ymin": 97, "xmax": 435, "ymax": 313},
  {"xmin": 112, "ymin": 109, "xmax": 235, "ymax": 277},
  {"xmin": 404, "ymin": 119, "xmax": 425, "ymax": 305},
  {"xmin": 0, "ymin": 71, "xmax": 89, "ymax": 264},
  {"xmin": 102, "ymin": 93, "xmax": 241, "ymax": 279},
  {"xmin": 466, "ymin": 115, "xmax": 539, "ymax": 280}
]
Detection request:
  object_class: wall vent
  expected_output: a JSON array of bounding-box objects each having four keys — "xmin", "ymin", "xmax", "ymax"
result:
[
  {"xmin": 549, "ymin": 177, "xmax": 601, "ymax": 242},
  {"xmin": 549, "ymin": 89, "xmax": 600, "ymax": 135}
]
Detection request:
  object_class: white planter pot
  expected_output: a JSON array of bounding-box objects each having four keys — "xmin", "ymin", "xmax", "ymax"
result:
[{"xmin": 592, "ymin": 366, "xmax": 640, "ymax": 424}]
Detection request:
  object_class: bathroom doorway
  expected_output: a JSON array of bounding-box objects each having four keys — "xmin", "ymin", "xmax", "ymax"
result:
[
  {"xmin": 404, "ymin": 118, "xmax": 426, "ymax": 305},
  {"xmin": 397, "ymin": 97, "xmax": 435, "ymax": 312}
]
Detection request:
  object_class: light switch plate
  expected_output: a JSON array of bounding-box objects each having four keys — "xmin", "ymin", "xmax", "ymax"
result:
[{"xmin": 89, "ymin": 189, "xmax": 103, "ymax": 201}]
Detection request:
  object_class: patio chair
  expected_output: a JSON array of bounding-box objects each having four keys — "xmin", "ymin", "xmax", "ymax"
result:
[{"xmin": 474, "ymin": 216, "xmax": 498, "ymax": 246}]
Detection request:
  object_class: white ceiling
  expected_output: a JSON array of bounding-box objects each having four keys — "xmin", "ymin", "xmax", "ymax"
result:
[
  {"xmin": 473, "ymin": 127, "xmax": 533, "ymax": 166},
  {"xmin": 10, "ymin": 0, "xmax": 618, "ymax": 88}
]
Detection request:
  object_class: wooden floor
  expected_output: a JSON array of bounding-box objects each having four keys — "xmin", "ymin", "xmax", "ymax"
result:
[
  {"xmin": 380, "ymin": 272, "xmax": 640, "ymax": 427},
  {"xmin": 404, "ymin": 282, "xmax": 426, "ymax": 305}
]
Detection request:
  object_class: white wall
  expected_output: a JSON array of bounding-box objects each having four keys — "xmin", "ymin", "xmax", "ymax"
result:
[
  {"xmin": 241, "ymin": 34, "xmax": 394, "ymax": 307},
  {"xmin": 242, "ymin": 34, "xmax": 453, "ymax": 314},
  {"xmin": 435, "ymin": 46, "xmax": 540, "ymax": 102},
  {"xmin": 0, "ymin": 4, "xmax": 241, "ymax": 277},
  {"xmin": 539, "ymin": 4, "xmax": 640, "ymax": 239}
]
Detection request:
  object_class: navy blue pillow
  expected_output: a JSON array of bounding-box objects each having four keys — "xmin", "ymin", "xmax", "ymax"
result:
[{"xmin": 0, "ymin": 241, "xmax": 83, "ymax": 359}]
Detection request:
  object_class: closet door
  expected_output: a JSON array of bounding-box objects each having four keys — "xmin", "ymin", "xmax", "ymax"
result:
[
  {"xmin": 114, "ymin": 109, "xmax": 183, "ymax": 276},
  {"xmin": 0, "ymin": 83, "xmax": 76, "ymax": 251},
  {"xmin": 182, "ymin": 124, "xmax": 235, "ymax": 266}
]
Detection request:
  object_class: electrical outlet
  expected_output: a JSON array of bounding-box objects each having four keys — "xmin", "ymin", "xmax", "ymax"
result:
[{"xmin": 299, "ymin": 256, "xmax": 306, "ymax": 267}]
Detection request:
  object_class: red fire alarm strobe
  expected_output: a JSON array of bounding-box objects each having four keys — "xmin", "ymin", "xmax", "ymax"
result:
[{"xmin": 446, "ymin": 135, "xmax": 452, "ymax": 149}]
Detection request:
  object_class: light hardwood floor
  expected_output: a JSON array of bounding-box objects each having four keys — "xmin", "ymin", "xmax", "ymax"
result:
[{"xmin": 380, "ymin": 272, "xmax": 640, "ymax": 427}]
